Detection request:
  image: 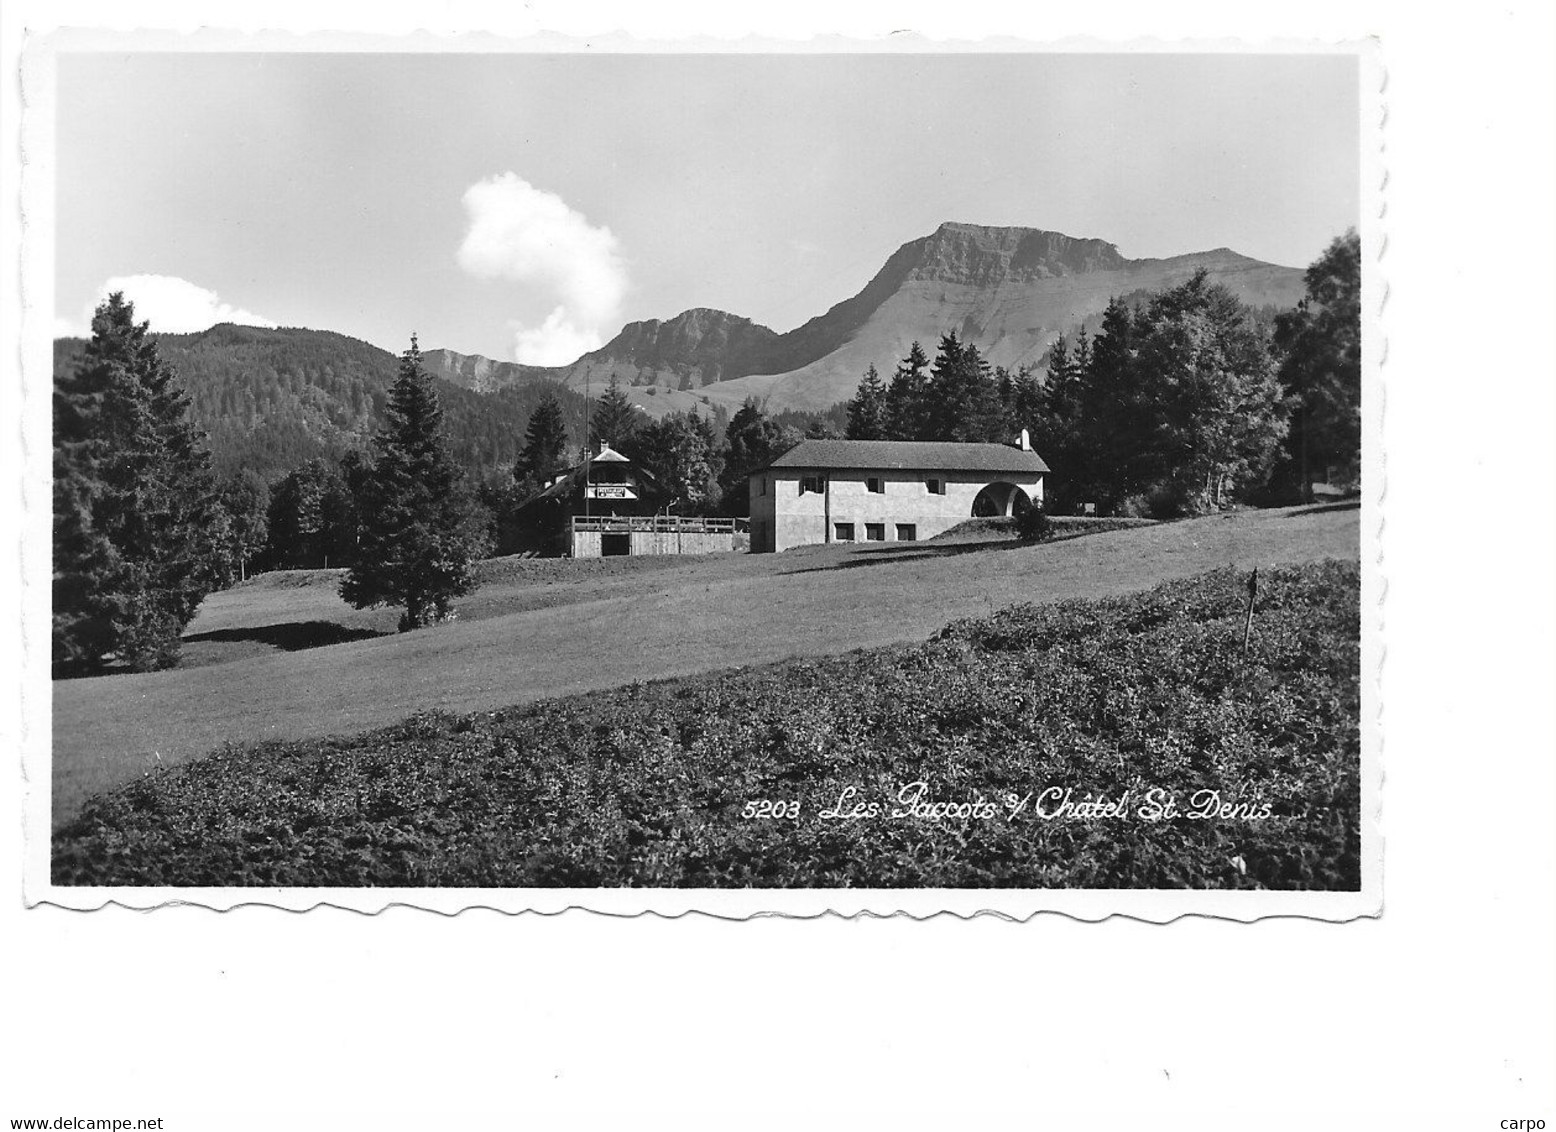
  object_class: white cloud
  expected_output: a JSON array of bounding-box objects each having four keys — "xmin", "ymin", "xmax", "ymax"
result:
[
  {"xmin": 456, "ymin": 173, "xmax": 628, "ymax": 366},
  {"xmin": 512, "ymin": 308, "xmax": 606, "ymax": 367},
  {"xmin": 70, "ymin": 274, "xmax": 278, "ymax": 336}
]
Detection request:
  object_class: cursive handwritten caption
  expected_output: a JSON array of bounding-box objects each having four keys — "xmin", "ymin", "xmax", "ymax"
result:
[{"xmin": 741, "ymin": 782, "xmax": 1274, "ymax": 823}]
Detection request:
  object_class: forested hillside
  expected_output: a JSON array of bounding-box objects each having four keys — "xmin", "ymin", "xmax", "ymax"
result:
[{"xmin": 53, "ymin": 324, "xmax": 591, "ymax": 481}]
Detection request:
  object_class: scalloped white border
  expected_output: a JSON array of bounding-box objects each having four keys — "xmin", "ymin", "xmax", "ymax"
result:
[{"xmin": 19, "ymin": 31, "xmax": 1385, "ymax": 920}]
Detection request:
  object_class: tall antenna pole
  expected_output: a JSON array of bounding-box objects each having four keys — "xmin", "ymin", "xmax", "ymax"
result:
[{"xmin": 584, "ymin": 366, "xmax": 592, "ymax": 520}]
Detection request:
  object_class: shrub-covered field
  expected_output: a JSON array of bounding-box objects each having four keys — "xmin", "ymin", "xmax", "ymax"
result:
[{"xmin": 53, "ymin": 560, "xmax": 1361, "ymax": 889}]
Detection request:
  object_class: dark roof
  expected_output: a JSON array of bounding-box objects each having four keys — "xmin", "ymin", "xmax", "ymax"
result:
[
  {"xmin": 514, "ymin": 451, "xmax": 662, "ymax": 511},
  {"xmin": 758, "ymin": 439, "xmax": 1049, "ymax": 476}
]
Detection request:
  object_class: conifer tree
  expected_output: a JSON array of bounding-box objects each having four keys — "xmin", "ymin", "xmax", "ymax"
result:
[
  {"xmin": 1072, "ymin": 325, "xmax": 1092, "ymax": 379},
  {"xmin": 927, "ymin": 330, "xmax": 1000, "ymax": 441},
  {"xmin": 589, "ymin": 373, "xmax": 643, "ymax": 451},
  {"xmin": 1043, "ymin": 334, "xmax": 1072, "ymax": 409},
  {"xmin": 341, "ymin": 336, "xmax": 487, "ymax": 631},
  {"xmin": 514, "ymin": 394, "xmax": 570, "ymax": 494},
  {"xmin": 883, "ymin": 341, "xmax": 931, "ymax": 440},
  {"xmin": 845, "ymin": 364, "xmax": 888, "ymax": 440},
  {"xmin": 53, "ymin": 293, "xmax": 220, "ymax": 673}
]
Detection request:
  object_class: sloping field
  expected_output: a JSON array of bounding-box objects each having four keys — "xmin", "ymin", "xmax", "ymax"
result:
[
  {"xmin": 50, "ymin": 504, "xmax": 1359, "ymax": 825},
  {"xmin": 55, "ymin": 561, "xmax": 1361, "ymax": 888}
]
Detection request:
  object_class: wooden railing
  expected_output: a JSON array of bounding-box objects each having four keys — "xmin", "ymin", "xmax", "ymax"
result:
[{"xmin": 570, "ymin": 515, "xmax": 746, "ymax": 534}]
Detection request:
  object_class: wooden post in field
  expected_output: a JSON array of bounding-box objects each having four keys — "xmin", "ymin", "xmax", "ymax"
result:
[{"xmin": 1241, "ymin": 567, "xmax": 1259, "ymax": 655}]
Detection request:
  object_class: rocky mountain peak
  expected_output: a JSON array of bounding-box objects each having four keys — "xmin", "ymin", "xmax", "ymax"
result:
[{"xmin": 909, "ymin": 223, "xmax": 1130, "ymax": 285}]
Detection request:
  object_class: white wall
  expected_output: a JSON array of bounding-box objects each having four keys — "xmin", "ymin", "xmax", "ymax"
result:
[{"xmin": 752, "ymin": 469, "xmax": 1044, "ymax": 552}]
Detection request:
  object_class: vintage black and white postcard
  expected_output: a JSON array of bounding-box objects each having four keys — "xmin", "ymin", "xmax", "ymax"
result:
[{"xmin": 22, "ymin": 35, "xmax": 1383, "ymax": 918}]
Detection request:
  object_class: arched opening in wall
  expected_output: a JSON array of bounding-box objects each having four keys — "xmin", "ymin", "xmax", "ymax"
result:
[{"xmin": 971, "ymin": 481, "xmax": 1032, "ymax": 518}]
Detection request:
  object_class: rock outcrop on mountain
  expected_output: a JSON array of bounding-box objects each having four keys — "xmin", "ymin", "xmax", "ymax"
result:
[{"xmin": 580, "ymin": 307, "xmax": 784, "ymax": 383}]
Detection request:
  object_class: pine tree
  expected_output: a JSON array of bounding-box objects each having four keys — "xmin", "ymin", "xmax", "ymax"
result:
[
  {"xmin": 514, "ymin": 394, "xmax": 570, "ymax": 494},
  {"xmin": 53, "ymin": 293, "xmax": 220, "ymax": 673},
  {"xmin": 1044, "ymin": 335, "xmax": 1072, "ymax": 403},
  {"xmin": 845, "ymin": 364, "xmax": 888, "ymax": 440},
  {"xmin": 1007, "ymin": 365, "xmax": 1044, "ymax": 439},
  {"xmin": 1078, "ymin": 297, "xmax": 1146, "ymax": 504},
  {"xmin": 341, "ymin": 336, "xmax": 488, "ymax": 631},
  {"xmin": 1072, "ymin": 325, "xmax": 1092, "ymax": 379},
  {"xmin": 927, "ymin": 330, "xmax": 999, "ymax": 441},
  {"xmin": 883, "ymin": 341, "xmax": 931, "ymax": 440},
  {"xmin": 589, "ymin": 373, "xmax": 642, "ymax": 451}
]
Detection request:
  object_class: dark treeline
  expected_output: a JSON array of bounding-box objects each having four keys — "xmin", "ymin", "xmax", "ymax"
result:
[
  {"xmin": 52, "ymin": 323, "xmax": 594, "ymax": 483},
  {"xmin": 842, "ymin": 231, "xmax": 1361, "ymax": 517}
]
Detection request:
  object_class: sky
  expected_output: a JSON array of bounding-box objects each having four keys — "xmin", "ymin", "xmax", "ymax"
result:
[{"xmin": 54, "ymin": 51, "xmax": 1359, "ymax": 363}]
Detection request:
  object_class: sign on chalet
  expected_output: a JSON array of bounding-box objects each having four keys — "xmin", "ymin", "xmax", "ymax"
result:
[{"xmin": 747, "ymin": 434, "xmax": 1050, "ymax": 553}]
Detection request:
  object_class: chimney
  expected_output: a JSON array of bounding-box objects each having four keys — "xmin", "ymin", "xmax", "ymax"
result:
[{"xmin": 1017, "ymin": 427, "xmax": 1032, "ymax": 452}]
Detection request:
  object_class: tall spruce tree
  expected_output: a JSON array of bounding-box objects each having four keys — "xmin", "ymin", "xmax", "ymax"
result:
[
  {"xmin": 927, "ymin": 330, "xmax": 1001, "ymax": 441},
  {"xmin": 1072, "ymin": 326, "xmax": 1092, "ymax": 378},
  {"xmin": 341, "ymin": 336, "xmax": 487, "ymax": 631},
  {"xmin": 845, "ymin": 364, "xmax": 888, "ymax": 440},
  {"xmin": 883, "ymin": 341, "xmax": 931, "ymax": 440},
  {"xmin": 53, "ymin": 293, "xmax": 220, "ymax": 673},
  {"xmin": 589, "ymin": 373, "xmax": 643, "ymax": 451},
  {"xmin": 514, "ymin": 394, "xmax": 570, "ymax": 494}
]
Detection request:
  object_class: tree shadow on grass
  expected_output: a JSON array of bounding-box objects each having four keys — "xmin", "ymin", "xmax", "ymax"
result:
[
  {"xmin": 777, "ymin": 538, "xmax": 1036, "ymax": 575},
  {"xmin": 776, "ymin": 525, "xmax": 1146, "ymax": 576},
  {"xmin": 182, "ymin": 620, "xmax": 390, "ymax": 652},
  {"xmin": 1287, "ymin": 500, "xmax": 1361, "ymax": 517}
]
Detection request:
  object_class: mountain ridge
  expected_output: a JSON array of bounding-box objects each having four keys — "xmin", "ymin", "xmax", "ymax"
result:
[
  {"xmin": 427, "ymin": 222, "xmax": 1308, "ymax": 414},
  {"xmin": 54, "ymin": 323, "xmax": 593, "ymax": 482}
]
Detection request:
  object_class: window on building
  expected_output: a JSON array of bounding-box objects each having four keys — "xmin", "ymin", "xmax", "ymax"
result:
[
  {"xmin": 926, "ymin": 477, "xmax": 945, "ymax": 495},
  {"xmin": 800, "ymin": 474, "xmax": 825, "ymax": 495},
  {"xmin": 896, "ymin": 523, "xmax": 917, "ymax": 541},
  {"xmin": 758, "ymin": 476, "xmax": 766, "ymax": 496},
  {"xmin": 865, "ymin": 522, "xmax": 885, "ymax": 541},
  {"xmin": 834, "ymin": 522, "xmax": 855, "ymax": 542},
  {"xmin": 866, "ymin": 476, "xmax": 884, "ymax": 494}
]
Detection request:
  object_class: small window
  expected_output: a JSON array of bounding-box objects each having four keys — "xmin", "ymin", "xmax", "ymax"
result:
[
  {"xmin": 866, "ymin": 476, "xmax": 885, "ymax": 494},
  {"xmin": 926, "ymin": 477, "xmax": 945, "ymax": 495},
  {"xmin": 800, "ymin": 474, "xmax": 825, "ymax": 495},
  {"xmin": 865, "ymin": 522, "xmax": 885, "ymax": 541},
  {"xmin": 834, "ymin": 522, "xmax": 855, "ymax": 542},
  {"xmin": 896, "ymin": 523, "xmax": 917, "ymax": 541},
  {"xmin": 759, "ymin": 476, "xmax": 766, "ymax": 496}
]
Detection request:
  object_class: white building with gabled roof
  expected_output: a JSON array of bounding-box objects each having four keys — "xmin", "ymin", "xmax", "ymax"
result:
[{"xmin": 747, "ymin": 434, "xmax": 1050, "ymax": 553}]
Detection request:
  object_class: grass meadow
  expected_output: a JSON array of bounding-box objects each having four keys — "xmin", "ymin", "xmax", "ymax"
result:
[
  {"xmin": 51, "ymin": 503, "xmax": 1359, "ymax": 829},
  {"xmin": 53, "ymin": 559, "xmax": 1361, "ymax": 888}
]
